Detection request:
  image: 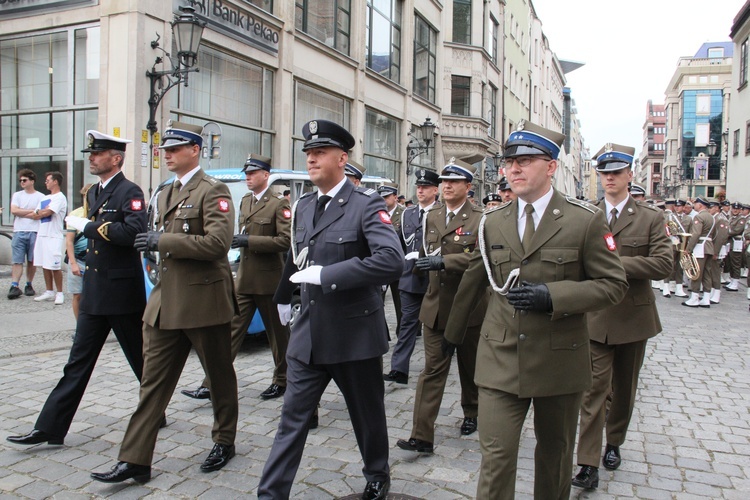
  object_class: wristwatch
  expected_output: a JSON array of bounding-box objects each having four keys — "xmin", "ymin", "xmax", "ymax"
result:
[{"xmin": 34, "ymin": 209, "xmax": 39, "ymax": 215}]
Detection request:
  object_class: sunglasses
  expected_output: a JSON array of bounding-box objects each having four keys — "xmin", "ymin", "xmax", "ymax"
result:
[{"xmin": 19, "ymin": 178, "xmax": 30, "ymax": 183}]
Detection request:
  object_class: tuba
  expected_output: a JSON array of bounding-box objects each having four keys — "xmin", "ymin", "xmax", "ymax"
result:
[{"xmin": 667, "ymin": 219, "xmax": 700, "ymax": 281}]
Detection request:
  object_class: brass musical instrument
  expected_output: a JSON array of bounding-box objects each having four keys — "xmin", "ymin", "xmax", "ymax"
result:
[{"xmin": 667, "ymin": 218, "xmax": 699, "ymax": 281}]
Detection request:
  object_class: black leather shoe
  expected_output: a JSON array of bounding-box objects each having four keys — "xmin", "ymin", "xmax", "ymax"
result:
[
  {"xmin": 159, "ymin": 415, "xmax": 168, "ymax": 429},
  {"xmin": 90, "ymin": 461, "xmax": 151, "ymax": 483},
  {"xmin": 362, "ymin": 478, "xmax": 390, "ymax": 500},
  {"xmin": 200, "ymin": 443, "xmax": 235, "ymax": 472},
  {"xmin": 181, "ymin": 386, "xmax": 211, "ymax": 400},
  {"xmin": 7, "ymin": 429, "xmax": 64, "ymax": 446},
  {"xmin": 460, "ymin": 417, "xmax": 477, "ymax": 435},
  {"xmin": 309, "ymin": 414, "xmax": 319, "ymax": 430},
  {"xmin": 602, "ymin": 444, "xmax": 621, "ymax": 470},
  {"xmin": 572, "ymin": 465, "xmax": 599, "ymax": 489},
  {"xmin": 260, "ymin": 383, "xmax": 286, "ymax": 400},
  {"xmin": 396, "ymin": 437, "xmax": 433, "ymax": 453},
  {"xmin": 383, "ymin": 370, "xmax": 408, "ymax": 384}
]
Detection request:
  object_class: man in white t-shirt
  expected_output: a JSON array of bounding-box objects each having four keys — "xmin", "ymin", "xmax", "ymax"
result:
[
  {"xmin": 8, "ymin": 169, "xmax": 45, "ymax": 299},
  {"xmin": 30, "ymin": 171, "xmax": 68, "ymax": 305}
]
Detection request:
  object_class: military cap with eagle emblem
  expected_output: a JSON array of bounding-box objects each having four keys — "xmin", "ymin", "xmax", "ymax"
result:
[{"xmin": 81, "ymin": 130, "xmax": 132, "ymax": 153}]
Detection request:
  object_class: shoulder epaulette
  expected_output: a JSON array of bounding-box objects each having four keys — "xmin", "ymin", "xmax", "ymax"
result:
[
  {"xmin": 274, "ymin": 193, "xmax": 284, "ymax": 199},
  {"xmin": 356, "ymin": 187, "xmax": 378, "ymax": 196},
  {"xmin": 565, "ymin": 196, "xmax": 597, "ymax": 214},
  {"xmin": 485, "ymin": 200, "xmax": 512, "ymax": 214},
  {"xmin": 635, "ymin": 200, "xmax": 659, "ymax": 212}
]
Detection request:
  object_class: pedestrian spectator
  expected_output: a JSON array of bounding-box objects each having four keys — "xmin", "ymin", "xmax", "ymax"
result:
[
  {"xmin": 258, "ymin": 119, "xmax": 403, "ymax": 500},
  {"xmin": 91, "ymin": 121, "xmax": 238, "ymax": 484},
  {"xmin": 8, "ymin": 169, "xmax": 44, "ymax": 299},
  {"xmin": 181, "ymin": 153, "xmax": 292, "ymax": 402},
  {"xmin": 443, "ymin": 122, "xmax": 628, "ymax": 499},
  {"xmin": 572, "ymin": 143, "xmax": 672, "ymax": 491},
  {"xmin": 30, "ymin": 171, "xmax": 67, "ymax": 305},
  {"xmin": 6, "ymin": 131, "xmax": 149, "ymax": 447},
  {"xmin": 396, "ymin": 159, "xmax": 486, "ymax": 454},
  {"xmin": 64, "ymin": 184, "xmax": 93, "ymax": 320},
  {"xmin": 384, "ymin": 168, "xmax": 440, "ymax": 385}
]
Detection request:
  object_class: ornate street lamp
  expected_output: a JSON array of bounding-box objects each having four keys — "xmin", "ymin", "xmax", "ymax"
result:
[
  {"xmin": 146, "ymin": 6, "xmax": 206, "ymax": 134},
  {"xmin": 406, "ymin": 117, "xmax": 437, "ymax": 174}
]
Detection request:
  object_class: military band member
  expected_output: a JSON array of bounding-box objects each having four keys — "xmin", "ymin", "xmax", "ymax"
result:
[
  {"xmin": 181, "ymin": 154, "xmax": 291, "ymax": 402},
  {"xmin": 572, "ymin": 144, "xmax": 672, "ymax": 490},
  {"xmin": 91, "ymin": 121, "xmax": 239, "ymax": 483},
  {"xmin": 396, "ymin": 158, "xmax": 486, "ymax": 454},
  {"xmin": 379, "ymin": 181, "xmax": 404, "ymax": 338},
  {"xmin": 682, "ymin": 197, "xmax": 716, "ymax": 308},
  {"xmin": 673, "ymin": 199, "xmax": 693, "ymax": 297},
  {"xmin": 259, "ymin": 120, "xmax": 402, "ymax": 500},
  {"xmin": 662, "ymin": 199, "xmax": 689, "ymax": 298},
  {"xmin": 7, "ymin": 131, "xmax": 148, "ymax": 447},
  {"xmin": 443, "ymin": 122, "xmax": 628, "ymax": 499},
  {"xmin": 384, "ymin": 169, "xmax": 440, "ymax": 384},
  {"xmin": 707, "ymin": 200, "xmax": 729, "ymax": 304},
  {"xmin": 725, "ymin": 201, "xmax": 746, "ymax": 292},
  {"xmin": 482, "ymin": 192, "xmax": 503, "ymax": 210}
]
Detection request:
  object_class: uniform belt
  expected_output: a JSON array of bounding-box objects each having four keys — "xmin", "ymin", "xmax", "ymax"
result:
[{"xmin": 699, "ymin": 237, "xmax": 711, "ymax": 241}]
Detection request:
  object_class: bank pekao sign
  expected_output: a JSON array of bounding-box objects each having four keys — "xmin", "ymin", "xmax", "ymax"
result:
[{"xmin": 176, "ymin": 0, "xmax": 279, "ymax": 56}]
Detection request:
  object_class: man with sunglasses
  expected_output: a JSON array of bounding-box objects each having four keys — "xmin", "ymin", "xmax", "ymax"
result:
[
  {"xmin": 8, "ymin": 169, "xmax": 45, "ymax": 299},
  {"xmin": 443, "ymin": 122, "xmax": 628, "ymax": 499}
]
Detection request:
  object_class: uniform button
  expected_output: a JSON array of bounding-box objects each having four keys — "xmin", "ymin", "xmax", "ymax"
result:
[
  {"xmin": 557, "ymin": 257, "xmax": 563, "ymax": 263},
  {"xmin": 94, "ymin": 268, "xmax": 98, "ymax": 272},
  {"xmin": 94, "ymin": 250, "xmax": 99, "ymax": 255},
  {"xmin": 572, "ymin": 342, "xmax": 577, "ymax": 348},
  {"xmin": 162, "ymin": 267, "xmax": 167, "ymax": 272},
  {"xmin": 519, "ymin": 334, "xmax": 526, "ymax": 341},
  {"xmin": 165, "ymin": 252, "xmax": 171, "ymax": 258},
  {"xmin": 310, "ymin": 239, "xmax": 315, "ymax": 245},
  {"xmin": 563, "ymin": 313, "xmax": 569, "ymax": 317},
  {"xmin": 204, "ymin": 279, "xmax": 209, "ymax": 283},
  {"xmin": 522, "ymin": 259, "xmax": 529, "ymax": 265},
  {"xmin": 338, "ymin": 237, "xmax": 343, "ymax": 242},
  {"xmin": 520, "ymin": 310, "xmax": 527, "ymax": 316},
  {"xmin": 165, "ymin": 221, "xmax": 170, "ymax": 226},
  {"xmin": 310, "ymin": 260, "xmax": 315, "ymax": 265},
  {"xmin": 85, "ymin": 265, "xmax": 89, "ymax": 270},
  {"xmin": 331, "ymin": 284, "xmax": 337, "ymax": 290},
  {"xmin": 310, "ymin": 300, "xmax": 316, "ymax": 305},
  {"xmin": 86, "ymin": 249, "xmax": 89, "ymax": 253},
  {"xmin": 364, "ymin": 309, "xmax": 369, "ymax": 314}
]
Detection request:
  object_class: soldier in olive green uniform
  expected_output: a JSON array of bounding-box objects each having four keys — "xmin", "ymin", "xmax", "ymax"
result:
[
  {"xmin": 443, "ymin": 123, "xmax": 628, "ymax": 499},
  {"xmin": 572, "ymin": 144, "xmax": 673, "ymax": 490},
  {"xmin": 683, "ymin": 197, "xmax": 716, "ymax": 308},
  {"xmin": 91, "ymin": 122, "xmax": 238, "ymax": 484},
  {"xmin": 396, "ymin": 159, "xmax": 487, "ymax": 454},
  {"xmin": 379, "ymin": 182, "xmax": 404, "ymax": 337},
  {"xmin": 725, "ymin": 201, "xmax": 747, "ymax": 291}
]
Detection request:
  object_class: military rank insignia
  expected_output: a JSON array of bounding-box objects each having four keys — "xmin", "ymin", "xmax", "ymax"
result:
[
  {"xmin": 218, "ymin": 199, "xmax": 230, "ymax": 213},
  {"xmin": 604, "ymin": 233, "xmax": 617, "ymax": 251}
]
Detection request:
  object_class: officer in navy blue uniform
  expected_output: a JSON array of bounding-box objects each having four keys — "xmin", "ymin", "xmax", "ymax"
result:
[
  {"xmin": 258, "ymin": 120, "xmax": 403, "ymax": 500},
  {"xmin": 7, "ymin": 131, "xmax": 148, "ymax": 446},
  {"xmin": 384, "ymin": 168, "xmax": 440, "ymax": 384}
]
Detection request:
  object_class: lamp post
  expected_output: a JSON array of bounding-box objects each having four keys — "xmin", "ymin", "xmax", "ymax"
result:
[
  {"xmin": 146, "ymin": 6, "xmax": 206, "ymax": 134},
  {"xmin": 405, "ymin": 117, "xmax": 437, "ymax": 175}
]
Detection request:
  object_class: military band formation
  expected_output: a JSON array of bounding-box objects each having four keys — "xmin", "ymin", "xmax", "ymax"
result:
[{"xmin": 5, "ymin": 118, "xmax": 750, "ymax": 500}]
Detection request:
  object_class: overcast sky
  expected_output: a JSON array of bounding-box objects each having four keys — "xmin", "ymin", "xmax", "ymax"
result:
[{"xmin": 531, "ymin": 0, "xmax": 744, "ymax": 159}]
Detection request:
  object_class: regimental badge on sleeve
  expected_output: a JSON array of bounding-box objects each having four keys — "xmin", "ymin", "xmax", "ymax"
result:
[
  {"xmin": 378, "ymin": 211, "xmax": 392, "ymax": 224},
  {"xmin": 131, "ymin": 199, "xmax": 143, "ymax": 211},
  {"xmin": 282, "ymin": 209, "xmax": 291, "ymax": 219},
  {"xmin": 218, "ymin": 199, "xmax": 230, "ymax": 213},
  {"xmin": 604, "ymin": 232, "xmax": 617, "ymax": 251}
]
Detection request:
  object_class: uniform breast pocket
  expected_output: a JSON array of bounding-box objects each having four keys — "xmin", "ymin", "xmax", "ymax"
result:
[
  {"xmin": 425, "ymin": 231, "xmax": 440, "ymax": 254},
  {"xmin": 249, "ymin": 217, "xmax": 272, "ymax": 236},
  {"xmin": 325, "ymin": 229, "xmax": 358, "ymax": 261},
  {"xmin": 174, "ymin": 208, "xmax": 202, "ymax": 234},
  {"xmin": 490, "ymin": 249, "xmax": 512, "ymax": 285},
  {"xmin": 619, "ymin": 236, "xmax": 649, "ymax": 257},
  {"xmin": 540, "ymin": 248, "xmax": 579, "ymax": 282}
]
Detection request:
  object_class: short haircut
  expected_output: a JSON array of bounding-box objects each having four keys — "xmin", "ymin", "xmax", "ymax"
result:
[
  {"xmin": 46, "ymin": 171, "xmax": 63, "ymax": 186},
  {"xmin": 18, "ymin": 168, "xmax": 35, "ymax": 181}
]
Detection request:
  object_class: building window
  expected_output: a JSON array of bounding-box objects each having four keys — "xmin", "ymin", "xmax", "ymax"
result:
[
  {"xmin": 490, "ymin": 15, "xmax": 499, "ymax": 65},
  {"xmin": 413, "ymin": 15, "xmax": 436, "ymax": 103},
  {"xmin": 740, "ymin": 37, "xmax": 748, "ymax": 88},
  {"xmin": 247, "ymin": 0, "xmax": 273, "ymax": 12},
  {"xmin": 364, "ymin": 109, "xmax": 400, "ymax": 179},
  {"xmin": 292, "ymin": 81, "xmax": 350, "ymax": 170},
  {"xmin": 175, "ymin": 45, "xmax": 274, "ymax": 169},
  {"xmin": 453, "ymin": 0, "xmax": 471, "ymax": 44},
  {"xmin": 707, "ymin": 47, "xmax": 724, "ymax": 58},
  {"xmin": 653, "ymin": 163, "xmax": 661, "ymax": 174},
  {"xmin": 451, "ymin": 75, "xmax": 471, "ymax": 115},
  {"xmin": 489, "ymin": 84, "xmax": 497, "ymax": 138},
  {"xmin": 733, "ymin": 129, "xmax": 740, "ymax": 156},
  {"xmin": 296, "ymin": 0, "xmax": 351, "ymax": 55},
  {"xmin": 746, "ymin": 122, "xmax": 750, "ymax": 154},
  {"xmin": 366, "ymin": 0, "xmax": 401, "ymax": 82}
]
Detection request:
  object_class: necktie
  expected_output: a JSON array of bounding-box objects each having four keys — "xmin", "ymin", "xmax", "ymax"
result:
[
  {"xmin": 95, "ymin": 183, "xmax": 102, "ymax": 200},
  {"xmin": 173, "ymin": 179, "xmax": 182, "ymax": 192},
  {"xmin": 609, "ymin": 208, "xmax": 618, "ymax": 230},
  {"xmin": 314, "ymin": 195, "xmax": 331, "ymax": 227},
  {"xmin": 446, "ymin": 211, "xmax": 455, "ymax": 228},
  {"xmin": 419, "ymin": 208, "xmax": 425, "ymax": 223},
  {"xmin": 522, "ymin": 204, "xmax": 535, "ymax": 251}
]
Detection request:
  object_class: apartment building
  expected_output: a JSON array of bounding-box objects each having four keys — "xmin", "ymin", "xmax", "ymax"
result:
[{"xmin": 639, "ymin": 100, "xmax": 666, "ymax": 197}]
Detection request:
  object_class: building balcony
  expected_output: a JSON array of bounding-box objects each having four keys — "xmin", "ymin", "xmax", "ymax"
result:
[{"xmin": 440, "ymin": 115, "xmax": 497, "ymax": 164}]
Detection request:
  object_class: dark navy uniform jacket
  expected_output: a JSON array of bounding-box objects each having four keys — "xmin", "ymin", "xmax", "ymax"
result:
[
  {"xmin": 274, "ymin": 179, "xmax": 404, "ymax": 365},
  {"xmin": 398, "ymin": 204, "xmax": 432, "ymax": 294},
  {"xmin": 81, "ymin": 171, "xmax": 147, "ymax": 316}
]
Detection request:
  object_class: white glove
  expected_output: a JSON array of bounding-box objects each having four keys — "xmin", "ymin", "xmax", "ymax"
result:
[
  {"xmin": 277, "ymin": 303, "xmax": 292, "ymax": 326},
  {"xmin": 65, "ymin": 215, "xmax": 89, "ymax": 232},
  {"xmin": 405, "ymin": 251, "xmax": 420, "ymax": 261},
  {"xmin": 289, "ymin": 265, "xmax": 323, "ymax": 285}
]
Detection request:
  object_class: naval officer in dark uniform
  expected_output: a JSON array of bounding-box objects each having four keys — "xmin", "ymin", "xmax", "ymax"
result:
[
  {"xmin": 90, "ymin": 121, "xmax": 238, "ymax": 484},
  {"xmin": 7, "ymin": 130, "xmax": 147, "ymax": 446},
  {"xmin": 258, "ymin": 120, "xmax": 403, "ymax": 500}
]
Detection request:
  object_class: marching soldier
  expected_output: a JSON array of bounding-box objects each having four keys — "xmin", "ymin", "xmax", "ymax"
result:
[
  {"xmin": 482, "ymin": 193, "xmax": 503, "ymax": 210},
  {"xmin": 345, "ymin": 159, "xmax": 365, "ymax": 187},
  {"xmin": 498, "ymin": 176, "xmax": 516, "ymax": 202},
  {"xmin": 180, "ymin": 154, "xmax": 291, "ymax": 402},
  {"xmin": 707, "ymin": 201, "xmax": 729, "ymax": 304},
  {"xmin": 724, "ymin": 201, "xmax": 746, "ymax": 292},
  {"xmin": 572, "ymin": 143, "xmax": 672, "ymax": 490},
  {"xmin": 396, "ymin": 159, "xmax": 487, "ymax": 454},
  {"xmin": 443, "ymin": 122, "xmax": 628, "ymax": 499},
  {"xmin": 91, "ymin": 122, "xmax": 239, "ymax": 483},
  {"xmin": 384, "ymin": 169, "xmax": 440, "ymax": 384},
  {"xmin": 379, "ymin": 181, "xmax": 404, "ymax": 337},
  {"xmin": 674, "ymin": 200, "xmax": 693, "ymax": 297},
  {"xmin": 682, "ymin": 197, "xmax": 716, "ymax": 308},
  {"xmin": 629, "ymin": 184, "xmax": 646, "ymax": 201}
]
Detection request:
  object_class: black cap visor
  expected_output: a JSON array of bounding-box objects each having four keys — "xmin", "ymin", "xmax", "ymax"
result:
[{"xmin": 503, "ymin": 143, "xmax": 551, "ymax": 158}]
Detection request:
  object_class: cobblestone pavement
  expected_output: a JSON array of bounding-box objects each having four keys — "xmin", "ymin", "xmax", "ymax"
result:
[{"xmin": 0, "ymin": 265, "xmax": 749, "ymax": 499}]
